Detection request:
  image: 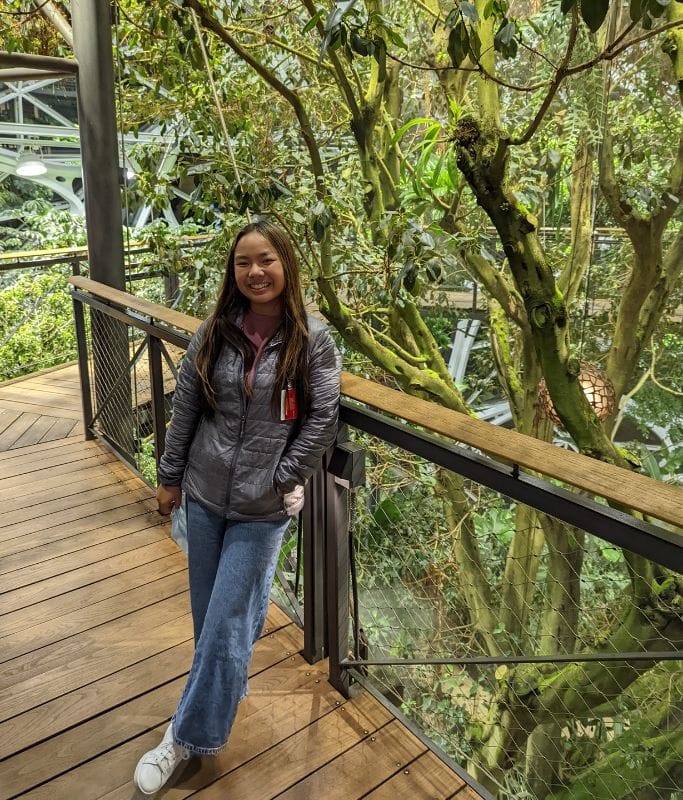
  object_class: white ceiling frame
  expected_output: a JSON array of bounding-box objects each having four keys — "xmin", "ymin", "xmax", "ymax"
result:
[
  {"xmin": 1, "ymin": 80, "xmax": 186, "ymax": 227},
  {"xmin": 21, "ymin": 93, "xmax": 78, "ymax": 129},
  {"xmin": 0, "ymin": 149, "xmax": 83, "ymax": 214},
  {"xmin": 0, "ymin": 79, "xmax": 60, "ymax": 105}
]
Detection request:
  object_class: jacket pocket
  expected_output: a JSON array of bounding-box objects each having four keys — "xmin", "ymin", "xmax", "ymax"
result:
[{"xmin": 230, "ymin": 463, "xmax": 284, "ymax": 518}]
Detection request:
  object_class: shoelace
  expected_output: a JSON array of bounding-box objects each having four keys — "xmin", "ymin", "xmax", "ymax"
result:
[{"xmin": 145, "ymin": 741, "xmax": 184, "ymax": 775}]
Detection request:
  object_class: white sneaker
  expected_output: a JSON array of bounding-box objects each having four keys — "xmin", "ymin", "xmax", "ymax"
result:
[{"xmin": 133, "ymin": 723, "xmax": 190, "ymax": 795}]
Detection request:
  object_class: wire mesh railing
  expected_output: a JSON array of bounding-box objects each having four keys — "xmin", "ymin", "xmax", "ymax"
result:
[{"xmin": 325, "ymin": 408, "xmax": 682, "ymax": 800}]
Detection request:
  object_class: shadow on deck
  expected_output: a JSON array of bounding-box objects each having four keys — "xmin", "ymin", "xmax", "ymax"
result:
[{"xmin": 0, "ymin": 366, "xmax": 478, "ymax": 800}]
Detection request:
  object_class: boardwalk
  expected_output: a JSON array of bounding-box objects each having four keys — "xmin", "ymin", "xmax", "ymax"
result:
[
  {"xmin": 0, "ymin": 366, "xmax": 479, "ymax": 800},
  {"xmin": 0, "ymin": 364, "xmax": 82, "ymax": 451}
]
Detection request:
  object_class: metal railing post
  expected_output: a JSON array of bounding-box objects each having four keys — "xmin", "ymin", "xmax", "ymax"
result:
[
  {"xmin": 148, "ymin": 335, "xmax": 167, "ymax": 473},
  {"xmin": 325, "ymin": 459, "xmax": 352, "ymax": 697},
  {"xmin": 302, "ymin": 459, "xmax": 328, "ymax": 664},
  {"xmin": 72, "ymin": 295, "xmax": 95, "ymax": 440}
]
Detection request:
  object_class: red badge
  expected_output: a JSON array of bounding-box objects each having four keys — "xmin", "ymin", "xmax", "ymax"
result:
[{"xmin": 281, "ymin": 382, "xmax": 298, "ymax": 421}]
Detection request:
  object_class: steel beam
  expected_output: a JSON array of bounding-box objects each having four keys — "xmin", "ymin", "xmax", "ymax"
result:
[
  {"xmin": 0, "ymin": 68, "xmax": 74, "ymax": 81},
  {"xmin": 71, "ymin": 0, "xmax": 125, "ymax": 290},
  {"xmin": 0, "ymin": 51, "xmax": 78, "ymax": 73}
]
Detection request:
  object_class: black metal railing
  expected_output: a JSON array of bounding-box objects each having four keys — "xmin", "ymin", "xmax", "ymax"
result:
[
  {"xmin": 321, "ymin": 410, "xmax": 682, "ymax": 800},
  {"xmin": 69, "ymin": 280, "xmax": 683, "ymax": 800}
]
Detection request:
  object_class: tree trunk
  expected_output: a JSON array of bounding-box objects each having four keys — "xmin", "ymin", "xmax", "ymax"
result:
[
  {"xmin": 538, "ymin": 516, "xmax": 584, "ymax": 655},
  {"xmin": 559, "ymin": 135, "xmax": 595, "ymax": 304},
  {"xmin": 499, "ymin": 505, "xmax": 545, "ymax": 654},
  {"xmin": 452, "ymin": 117, "xmax": 626, "ymax": 464},
  {"xmin": 526, "ymin": 722, "xmax": 563, "ymax": 799},
  {"xmin": 438, "ymin": 468, "xmax": 500, "ymax": 657}
]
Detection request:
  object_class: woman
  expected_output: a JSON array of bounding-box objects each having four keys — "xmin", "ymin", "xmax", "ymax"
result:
[{"xmin": 133, "ymin": 219, "xmax": 341, "ymax": 795}]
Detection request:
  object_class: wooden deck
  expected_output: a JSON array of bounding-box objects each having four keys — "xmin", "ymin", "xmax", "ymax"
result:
[
  {"xmin": 0, "ymin": 366, "xmax": 478, "ymax": 800},
  {"xmin": 0, "ymin": 364, "xmax": 82, "ymax": 452}
]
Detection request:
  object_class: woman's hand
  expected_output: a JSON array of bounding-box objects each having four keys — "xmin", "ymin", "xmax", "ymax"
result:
[
  {"xmin": 157, "ymin": 484, "xmax": 182, "ymax": 516},
  {"xmin": 282, "ymin": 484, "xmax": 305, "ymax": 516}
]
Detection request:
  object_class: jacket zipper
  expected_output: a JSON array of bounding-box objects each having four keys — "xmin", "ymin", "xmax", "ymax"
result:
[
  {"xmin": 223, "ymin": 336, "xmax": 282, "ymax": 512},
  {"xmin": 224, "ymin": 351, "xmax": 246, "ymax": 511}
]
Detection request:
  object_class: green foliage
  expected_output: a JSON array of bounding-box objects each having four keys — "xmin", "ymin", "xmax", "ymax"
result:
[
  {"xmin": 423, "ymin": 312, "xmax": 455, "ymax": 350},
  {"xmin": 0, "ymin": 270, "xmax": 76, "ymax": 381},
  {"xmin": 0, "ymin": 201, "xmax": 87, "ymax": 252},
  {"xmin": 0, "ymin": 176, "xmax": 51, "ymax": 219},
  {"xmin": 136, "ymin": 436, "xmax": 159, "ymax": 486}
]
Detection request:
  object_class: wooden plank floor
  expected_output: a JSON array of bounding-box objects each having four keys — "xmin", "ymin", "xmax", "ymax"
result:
[
  {"xmin": 0, "ymin": 366, "xmax": 480, "ymax": 799},
  {"xmin": 0, "ymin": 364, "xmax": 82, "ymax": 451}
]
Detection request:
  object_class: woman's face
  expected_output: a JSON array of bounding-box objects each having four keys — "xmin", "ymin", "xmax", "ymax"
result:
[{"xmin": 233, "ymin": 232, "xmax": 286, "ymax": 316}]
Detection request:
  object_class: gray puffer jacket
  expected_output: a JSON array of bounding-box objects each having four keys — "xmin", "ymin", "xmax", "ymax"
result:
[{"xmin": 157, "ymin": 314, "xmax": 341, "ymax": 520}]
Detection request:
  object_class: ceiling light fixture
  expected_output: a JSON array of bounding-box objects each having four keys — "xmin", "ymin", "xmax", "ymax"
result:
[{"xmin": 16, "ymin": 151, "xmax": 48, "ymax": 177}]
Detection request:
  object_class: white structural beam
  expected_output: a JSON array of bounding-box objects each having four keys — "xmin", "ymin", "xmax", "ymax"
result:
[{"xmin": 0, "ymin": 75, "xmax": 181, "ymax": 226}]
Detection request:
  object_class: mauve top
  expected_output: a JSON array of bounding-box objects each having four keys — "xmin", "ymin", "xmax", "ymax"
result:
[{"xmin": 241, "ymin": 309, "xmax": 281, "ymax": 390}]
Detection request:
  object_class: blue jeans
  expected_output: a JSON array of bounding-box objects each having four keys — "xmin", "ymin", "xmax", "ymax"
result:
[{"xmin": 171, "ymin": 498, "xmax": 290, "ymax": 755}]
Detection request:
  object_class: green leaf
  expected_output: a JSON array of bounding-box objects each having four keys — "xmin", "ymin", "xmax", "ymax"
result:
[
  {"xmin": 602, "ymin": 546, "xmax": 622, "ymax": 563},
  {"xmin": 385, "ymin": 28, "xmax": 408, "ymax": 49},
  {"xmin": 496, "ymin": 19, "xmax": 515, "ymax": 45},
  {"xmin": 447, "ymin": 21, "xmax": 470, "ymax": 68},
  {"xmin": 580, "ymin": 0, "xmax": 609, "ymax": 31},
  {"xmin": 324, "ymin": 0, "xmax": 359, "ymax": 34},
  {"xmin": 350, "ymin": 32, "xmax": 374, "ymax": 56},
  {"xmin": 460, "ymin": 1, "xmax": 479, "ymax": 22},
  {"xmin": 425, "ymin": 259, "xmax": 443, "ymax": 283},
  {"xmin": 389, "ymin": 117, "xmax": 438, "ymax": 147},
  {"xmin": 493, "ymin": 20, "xmax": 518, "ymax": 58},
  {"xmin": 302, "ymin": 9, "xmax": 325, "ymax": 34},
  {"xmin": 468, "ymin": 25, "xmax": 482, "ymax": 60},
  {"xmin": 310, "ymin": 202, "xmax": 336, "ymax": 242},
  {"xmin": 312, "ymin": 219, "xmax": 325, "ymax": 242},
  {"xmin": 372, "ymin": 36, "xmax": 386, "ymax": 65},
  {"xmin": 647, "ymin": 0, "xmax": 667, "ymax": 17},
  {"xmin": 372, "ymin": 495, "xmax": 401, "ymax": 526},
  {"xmin": 527, "ymin": 18, "xmax": 543, "ymax": 36},
  {"xmin": 636, "ymin": 445, "xmax": 662, "ymax": 480},
  {"xmin": 444, "ymin": 8, "xmax": 460, "ymax": 28},
  {"xmin": 320, "ymin": 0, "xmax": 359, "ymax": 58}
]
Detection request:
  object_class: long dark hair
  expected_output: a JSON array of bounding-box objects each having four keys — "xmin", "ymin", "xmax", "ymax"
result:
[{"xmin": 195, "ymin": 219, "xmax": 310, "ymax": 415}]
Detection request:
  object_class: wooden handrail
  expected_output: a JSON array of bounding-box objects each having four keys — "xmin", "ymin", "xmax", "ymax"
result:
[
  {"xmin": 69, "ymin": 277, "xmax": 683, "ymax": 530},
  {"xmin": 0, "ymin": 234, "xmax": 214, "ymax": 263},
  {"xmin": 70, "ymin": 275, "xmax": 202, "ymax": 335}
]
